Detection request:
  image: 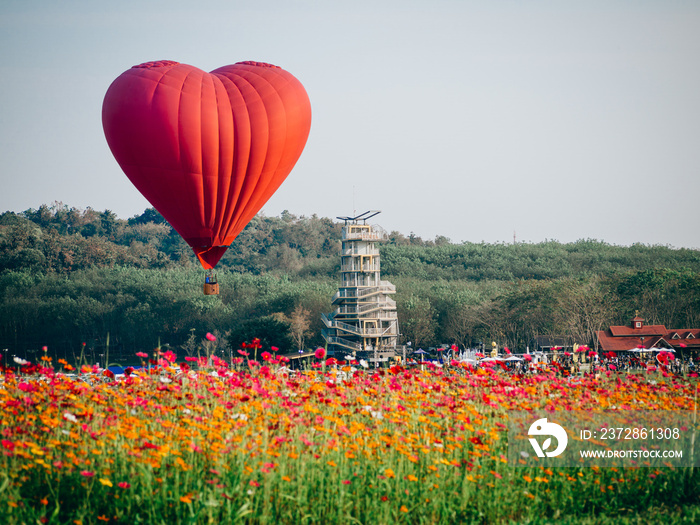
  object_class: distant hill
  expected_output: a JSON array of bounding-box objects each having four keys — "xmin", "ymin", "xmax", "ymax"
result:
[{"xmin": 3, "ymin": 202, "xmax": 699, "ymax": 279}]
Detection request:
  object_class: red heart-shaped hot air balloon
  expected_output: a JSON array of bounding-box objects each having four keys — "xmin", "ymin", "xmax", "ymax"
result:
[{"xmin": 102, "ymin": 60, "xmax": 312, "ymax": 269}]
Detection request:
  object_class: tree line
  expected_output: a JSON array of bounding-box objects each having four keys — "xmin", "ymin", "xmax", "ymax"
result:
[{"xmin": 1, "ymin": 202, "xmax": 699, "ymax": 364}]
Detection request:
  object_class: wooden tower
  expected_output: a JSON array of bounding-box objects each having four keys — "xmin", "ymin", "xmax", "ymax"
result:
[{"xmin": 322, "ymin": 211, "xmax": 400, "ymax": 363}]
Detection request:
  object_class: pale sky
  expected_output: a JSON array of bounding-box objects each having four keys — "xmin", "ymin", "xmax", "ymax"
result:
[{"xmin": 1, "ymin": 0, "xmax": 698, "ymax": 248}]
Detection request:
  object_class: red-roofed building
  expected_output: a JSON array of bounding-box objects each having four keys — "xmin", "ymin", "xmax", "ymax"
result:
[{"xmin": 597, "ymin": 315, "xmax": 700, "ymax": 354}]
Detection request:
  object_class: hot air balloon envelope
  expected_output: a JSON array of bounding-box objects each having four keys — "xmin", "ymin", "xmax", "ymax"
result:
[{"xmin": 102, "ymin": 60, "xmax": 312, "ymax": 269}]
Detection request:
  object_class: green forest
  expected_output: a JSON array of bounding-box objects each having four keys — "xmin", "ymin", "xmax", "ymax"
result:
[{"xmin": 2, "ymin": 202, "xmax": 700, "ymax": 364}]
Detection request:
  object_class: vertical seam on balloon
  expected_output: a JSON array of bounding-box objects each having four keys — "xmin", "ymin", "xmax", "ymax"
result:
[
  {"xmin": 231, "ymin": 68, "xmax": 288, "ymax": 236},
  {"xmin": 210, "ymin": 73, "xmax": 232, "ymax": 246},
  {"xmin": 218, "ymin": 71, "xmax": 268, "ymax": 241},
  {"xmin": 200, "ymin": 72, "xmax": 215, "ymax": 238},
  {"xmin": 179, "ymin": 68, "xmax": 207, "ymax": 234},
  {"xmin": 212, "ymin": 71, "xmax": 250, "ymax": 244}
]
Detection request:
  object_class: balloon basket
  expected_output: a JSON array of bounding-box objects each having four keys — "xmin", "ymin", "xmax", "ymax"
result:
[{"xmin": 203, "ymin": 272, "xmax": 219, "ymax": 296}]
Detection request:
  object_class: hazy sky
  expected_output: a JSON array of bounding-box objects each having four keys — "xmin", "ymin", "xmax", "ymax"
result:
[{"xmin": 1, "ymin": 0, "xmax": 698, "ymax": 248}]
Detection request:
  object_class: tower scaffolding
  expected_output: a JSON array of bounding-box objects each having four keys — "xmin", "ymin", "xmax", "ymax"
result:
[{"xmin": 322, "ymin": 211, "xmax": 400, "ymax": 364}]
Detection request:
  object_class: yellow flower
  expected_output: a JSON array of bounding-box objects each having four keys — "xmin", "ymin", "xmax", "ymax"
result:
[{"xmin": 98, "ymin": 478, "xmax": 113, "ymax": 487}]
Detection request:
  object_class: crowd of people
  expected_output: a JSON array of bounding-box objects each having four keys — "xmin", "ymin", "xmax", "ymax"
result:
[{"xmin": 445, "ymin": 346, "xmax": 698, "ymax": 377}]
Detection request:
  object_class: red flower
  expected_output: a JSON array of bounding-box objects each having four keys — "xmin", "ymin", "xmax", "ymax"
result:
[
  {"xmin": 314, "ymin": 348, "xmax": 327, "ymax": 360},
  {"xmin": 469, "ymin": 436, "xmax": 484, "ymax": 446},
  {"xmin": 118, "ymin": 482, "xmax": 131, "ymax": 489},
  {"xmin": 206, "ymin": 333, "xmax": 217, "ymax": 342}
]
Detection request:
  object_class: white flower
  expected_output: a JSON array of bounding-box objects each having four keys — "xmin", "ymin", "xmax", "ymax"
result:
[
  {"xmin": 231, "ymin": 413, "xmax": 248, "ymax": 422},
  {"xmin": 520, "ymin": 450, "xmax": 530, "ymax": 458},
  {"xmin": 159, "ymin": 376, "xmax": 172, "ymax": 384},
  {"xmin": 63, "ymin": 412, "xmax": 78, "ymax": 423},
  {"xmin": 344, "ymin": 355, "xmax": 353, "ymax": 361},
  {"xmin": 13, "ymin": 357, "xmax": 29, "ymax": 366},
  {"xmin": 359, "ymin": 359, "xmax": 369, "ymax": 369}
]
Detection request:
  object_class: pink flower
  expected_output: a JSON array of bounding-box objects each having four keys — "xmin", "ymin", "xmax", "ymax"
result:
[
  {"xmin": 206, "ymin": 333, "xmax": 217, "ymax": 342},
  {"xmin": 261, "ymin": 352, "xmax": 272, "ymax": 361},
  {"xmin": 136, "ymin": 352, "xmax": 148, "ymax": 358},
  {"xmin": 162, "ymin": 350, "xmax": 177, "ymax": 363},
  {"xmin": 523, "ymin": 355, "xmax": 532, "ymax": 362},
  {"xmin": 81, "ymin": 470, "xmax": 95, "ymax": 477},
  {"xmin": 315, "ymin": 348, "xmax": 327, "ymax": 360},
  {"xmin": 237, "ymin": 349, "xmax": 249, "ymax": 357},
  {"xmin": 271, "ymin": 346, "xmax": 279, "ymax": 352},
  {"xmin": 118, "ymin": 482, "xmax": 131, "ymax": 489}
]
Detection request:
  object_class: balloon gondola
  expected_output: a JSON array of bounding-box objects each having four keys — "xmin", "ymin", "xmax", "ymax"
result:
[
  {"xmin": 102, "ymin": 60, "xmax": 312, "ymax": 294},
  {"xmin": 203, "ymin": 270, "xmax": 219, "ymax": 296}
]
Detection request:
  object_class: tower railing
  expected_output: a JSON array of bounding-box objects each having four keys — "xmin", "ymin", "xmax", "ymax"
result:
[
  {"xmin": 331, "ymin": 282, "xmax": 396, "ymax": 303},
  {"xmin": 341, "ymin": 247, "xmax": 380, "ymax": 256},
  {"xmin": 342, "ymin": 230, "xmax": 387, "ymax": 241}
]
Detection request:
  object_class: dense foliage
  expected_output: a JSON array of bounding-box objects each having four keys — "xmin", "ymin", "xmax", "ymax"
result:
[{"xmin": 1, "ymin": 202, "xmax": 700, "ymax": 361}]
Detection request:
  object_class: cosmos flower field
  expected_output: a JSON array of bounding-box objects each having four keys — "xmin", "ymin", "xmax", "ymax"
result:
[{"xmin": 1, "ymin": 347, "xmax": 699, "ymax": 524}]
